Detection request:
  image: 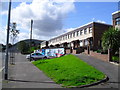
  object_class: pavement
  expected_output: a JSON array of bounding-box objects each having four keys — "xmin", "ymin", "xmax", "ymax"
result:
[
  {"xmin": 74, "ymin": 53, "xmax": 119, "ymax": 88},
  {"xmin": 2, "ymin": 53, "xmax": 62, "ymax": 88}
]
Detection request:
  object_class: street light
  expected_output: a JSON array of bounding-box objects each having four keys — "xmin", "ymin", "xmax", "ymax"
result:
[
  {"xmin": 4, "ymin": 0, "xmax": 12, "ymax": 80},
  {"xmin": 30, "ymin": 19, "xmax": 33, "ymax": 61}
]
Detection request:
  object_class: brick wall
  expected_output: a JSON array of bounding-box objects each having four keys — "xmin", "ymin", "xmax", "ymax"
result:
[
  {"xmin": 66, "ymin": 49, "xmax": 71, "ymax": 54},
  {"xmin": 72, "ymin": 50, "xmax": 76, "ymax": 54},
  {"xmin": 84, "ymin": 50, "xmax": 108, "ymax": 62}
]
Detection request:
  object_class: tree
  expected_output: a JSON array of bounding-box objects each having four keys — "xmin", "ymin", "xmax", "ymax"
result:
[
  {"xmin": 102, "ymin": 27, "xmax": 120, "ymax": 55},
  {"xmin": 10, "ymin": 22, "xmax": 19, "ymax": 45},
  {"xmin": 18, "ymin": 41, "xmax": 31, "ymax": 54},
  {"xmin": 18, "ymin": 41, "xmax": 26, "ymax": 53}
]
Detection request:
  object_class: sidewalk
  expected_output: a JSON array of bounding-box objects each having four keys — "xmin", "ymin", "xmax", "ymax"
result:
[
  {"xmin": 74, "ymin": 53, "xmax": 119, "ymax": 88},
  {"xmin": 2, "ymin": 53, "xmax": 62, "ymax": 88}
]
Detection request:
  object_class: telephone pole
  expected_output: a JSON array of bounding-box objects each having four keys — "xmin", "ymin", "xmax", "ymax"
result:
[
  {"xmin": 30, "ymin": 19, "xmax": 33, "ymax": 61},
  {"xmin": 5, "ymin": 0, "xmax": 12, "ymax": 80}
]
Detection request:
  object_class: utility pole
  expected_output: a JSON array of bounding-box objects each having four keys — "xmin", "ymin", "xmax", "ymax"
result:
[
  {"xmin": 30, "ymin": 20, "xmax": 33, "ymax": 61},
  {"xmin": 5, "ymin": 0, "xmax": 12, "ymax": 80}
]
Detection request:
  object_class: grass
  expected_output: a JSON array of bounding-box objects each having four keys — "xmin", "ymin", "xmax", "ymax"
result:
[
  {"xmin": 112, "ymin": 56, "xmax": 119, "ymax": 63},
  {"xmin": 32, "ymin": 54, "xmax": 105, "ymax": 88}
]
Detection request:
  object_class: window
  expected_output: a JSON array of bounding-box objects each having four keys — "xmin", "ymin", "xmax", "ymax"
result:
[
  {"xmin": 84, "ymin": 28, "xmax": 87, "ymax": 34},
  {"xmin": 115, "ymin": 17, "xmax": 120, "ymax": 25},
  {"xmin": 116, "ymin": 21, "xmax": 120, "ymax": 25},
  {"xmin": 89, "ymin": 27, "xmax": 92, "ymax": 33},
  {"xmin": 84, "ymin": 40, "xmax": 88, "ymax": 46},
  {"xmin": 36, "ymin": 53, "xmax": 42, "ymax": 55},
  {"xmin": 116, "ymin": 17, "xmax": 120, "ymax": 21},
  {"xmin": 80, "ymin": 30, "xmax": 83, "ymax": 35},
  {"xmin": 68, "ymin": 34, "xmax": 69, "ymax": 39},
  {"xmin": 66, "ymin": 35, "xmax": 67, "ymax": 39},
  {"xmin": 77, "ymin": 31, "xmax": 79, "ymax": 36},
  {"xmin": 71, "ymin": 33, "xmax": 72, "ymax": 38}
]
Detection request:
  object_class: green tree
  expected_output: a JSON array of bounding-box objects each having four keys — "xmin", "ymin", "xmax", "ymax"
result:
[
  {"xmin": 18, "ymin": 41, "xmax": 26, "ymax": 53},
  {"xmin": 102, "ymin": 27, "xmax": 120, "ymax": 55}
]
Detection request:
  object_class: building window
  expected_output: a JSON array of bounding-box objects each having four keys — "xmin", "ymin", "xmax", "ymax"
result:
[
  {"xmin": 67, "ymin": 34, "xmax": 69, "ymax": 39},
  {"xmin": 89, "ymin": 27, "xmax": 92, "ymax": 33},
  {"xmin": 77, "ymin": 31, "xmax": 79, "ymax": 36},
  {"xmin": 115, "ymin": 17, "xmax": 120, "ymax": 25},
  {"xmin": 84, "ymin": 28, "xmax": 87, "ymax": 34},
  {"xmin": 80, "ymin": 30, "xmax": 83, "ymax": 35},
  {"xmin": 70, "ymin": 33, "xmax": 72, "ymax": 38},
  {"xmin": 84, "ymin": 39, "xmax": 88, "ymax": 46},
  {"xmin": 116, "ymin": 17, "xmax": 120, "ymax": 21}
]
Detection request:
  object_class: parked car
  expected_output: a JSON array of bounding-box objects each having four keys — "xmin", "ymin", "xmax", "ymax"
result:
[{"xmin": 26, "ymin": 53, "xmax": 47, "ymax": 61}]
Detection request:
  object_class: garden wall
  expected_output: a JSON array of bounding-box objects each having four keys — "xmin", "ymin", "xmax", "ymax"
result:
[
  {"xmin": 84, "ymin": 50, "xmax": 108, "ymax": 62},
  {"xmin": 66, "ymin": 49, "xmax": 71, "ymax": 54}
]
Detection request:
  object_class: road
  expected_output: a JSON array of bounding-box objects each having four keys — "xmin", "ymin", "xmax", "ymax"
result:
[
  {"xmin": 0, "ymin": 52, "xmax": 5, "ymax": 71},
  {"xmin": 0, "ymin": 52, "xmax": 5, "ymax": 90},
  {"xmin": 2, "ymin": 53, "xmax": 62, "ymax": 88}
]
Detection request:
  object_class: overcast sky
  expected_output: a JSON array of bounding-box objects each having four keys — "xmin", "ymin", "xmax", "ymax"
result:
[{"xmin": 0, "ymin": 0, "xmax": 119, "ymax": 45}]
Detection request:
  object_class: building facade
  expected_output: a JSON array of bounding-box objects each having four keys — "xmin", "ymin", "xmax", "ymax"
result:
[
  {"xmin": 47, "ymin": 22, "xmax": 112, "ymax": 54},
  {"xmin": 41, "ymin": 41, "xmax": 48, "ymax": 48},
  {"xmin": 112, "ymin": 10, "xmax": 120, "ymax": 29}
]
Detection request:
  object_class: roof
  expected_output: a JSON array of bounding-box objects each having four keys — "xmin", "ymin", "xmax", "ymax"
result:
[
  {"xmin": 49, "ymin": 22, "xmax": 112, "ymax": 41},
  {"xmin": 112, "ymin": 10, "xmax": 120, "ymax": 15}
]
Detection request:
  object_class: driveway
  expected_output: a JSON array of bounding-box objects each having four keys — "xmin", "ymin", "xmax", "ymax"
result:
[{"xmin": 74, "ymin": 54, "xmax": 119, "ymax": 88}]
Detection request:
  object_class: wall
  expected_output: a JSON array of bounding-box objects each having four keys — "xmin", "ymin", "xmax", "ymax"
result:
[
  {"xmin": 84, "ymin": 50, "xmax": 108, "ymax": 62},
  {"xmin": 66, "ymin": 49, "xmax": 71, "ymax": 54}
]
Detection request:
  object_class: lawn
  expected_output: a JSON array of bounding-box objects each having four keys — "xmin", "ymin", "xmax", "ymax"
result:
[{"xmin": 32, "ymin": 54, "xmax": 105, "ymax": 87}]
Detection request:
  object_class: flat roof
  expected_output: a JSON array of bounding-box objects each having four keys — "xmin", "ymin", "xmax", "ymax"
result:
[
  {"xmin": 112, "ymin": 10, "xmax": 120, "ymax": 15},
  {"xmin": 49, "ymin": 22, "xmax": 112, "ymax": 41}
]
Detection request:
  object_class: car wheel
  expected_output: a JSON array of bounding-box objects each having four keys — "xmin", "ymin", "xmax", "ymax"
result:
[
  {"xmin": 30, "ymin": 57, "xmax": 34, "ymax": 61},
  {"xmin": 44, "ymin": 56, "xmax": 47, "ymax": 59}
]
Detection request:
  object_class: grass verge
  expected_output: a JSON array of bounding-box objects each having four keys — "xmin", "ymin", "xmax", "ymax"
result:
[{"xmin": 32, "ymin": 54, "xmax": 105, "ymax": 88}]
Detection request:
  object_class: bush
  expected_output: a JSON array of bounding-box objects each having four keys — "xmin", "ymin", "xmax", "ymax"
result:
[{"xmin": 112, "ymin": 56, "xmax": 119, "ymax": 63}]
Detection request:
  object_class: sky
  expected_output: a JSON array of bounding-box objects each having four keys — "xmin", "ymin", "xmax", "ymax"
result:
[{"xmin": 0, "ymin": 0, "xmax": 119, "ymax": 45}]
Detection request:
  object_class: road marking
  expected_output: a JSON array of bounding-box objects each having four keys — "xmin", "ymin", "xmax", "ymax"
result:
[{"xmin": 0, "ymin": 67, "xmax": 5, "ymax": 72}]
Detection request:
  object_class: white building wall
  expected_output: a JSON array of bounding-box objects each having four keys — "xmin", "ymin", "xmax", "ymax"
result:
[{"xmin": 48, "ymin": 28, "xmax": 92, "ymax": 46}]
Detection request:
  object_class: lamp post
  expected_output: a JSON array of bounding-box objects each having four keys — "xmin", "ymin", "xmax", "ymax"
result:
[
  {"xmin": 4, "ymin": 0, "xmax": 12, "ymax": 80},
  {"xmin": 30, "ymin": 20, "xmax": 33, "ymax": 61}
]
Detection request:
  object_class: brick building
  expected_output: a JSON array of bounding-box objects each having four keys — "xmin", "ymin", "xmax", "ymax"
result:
[
  {"xmin": 41, "ymin": 22, "xmax": 112, "ymax": 54},
  {"xmin": 112, "ymin": 10, "xmax": 120, "ymax": 29}
]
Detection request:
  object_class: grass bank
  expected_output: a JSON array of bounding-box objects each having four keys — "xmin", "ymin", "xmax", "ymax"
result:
[{"xmin": 32, "ymin": 54, "xmax": 105, "ymax": 87}]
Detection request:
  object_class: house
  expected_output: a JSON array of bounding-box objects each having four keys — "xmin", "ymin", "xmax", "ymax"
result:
[
  {"xmin": 47, "ymin": 22, "xmax": 112, "ymax": 54},
  {"xmin": 112, "ymin": 10, "xmax": 120, "ymax": 29}
]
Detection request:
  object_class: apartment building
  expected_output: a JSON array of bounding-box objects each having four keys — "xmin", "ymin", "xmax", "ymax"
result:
[
  {"xmin": 41, "ymin": 41, "xmax": 48, "ymax": 48},
  {"xmin": 47, "ymin": 22, "xmax": 112, "ymax": 54},
  {"xmin": 112, "ymin": 10, "xmax": 120, "ymax": 29}
]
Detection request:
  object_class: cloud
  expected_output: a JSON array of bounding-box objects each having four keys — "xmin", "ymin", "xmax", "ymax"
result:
[
  {"xmin": 8, "ymin": 0, "xmax": 75, "ymax": 41},
  {"xmin": 96, "ymin": 20, "xmax": 106, "ymax": 23},
  {"xmin": 0, "ymin": 27, "xmax": 7, "ymax": 45}
]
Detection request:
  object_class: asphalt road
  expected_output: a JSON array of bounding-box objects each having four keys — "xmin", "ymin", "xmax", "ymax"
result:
[
  {"xmin": 75, "ymin": 54, "xmax": 119, "ymax": 88},
  {"xmin": 0, "ymin": 52, "xmax": 5, "ymax": 71},
  {"xmin": 2, "ymin": 53, "xmax": 62, "ymax": 88}
]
